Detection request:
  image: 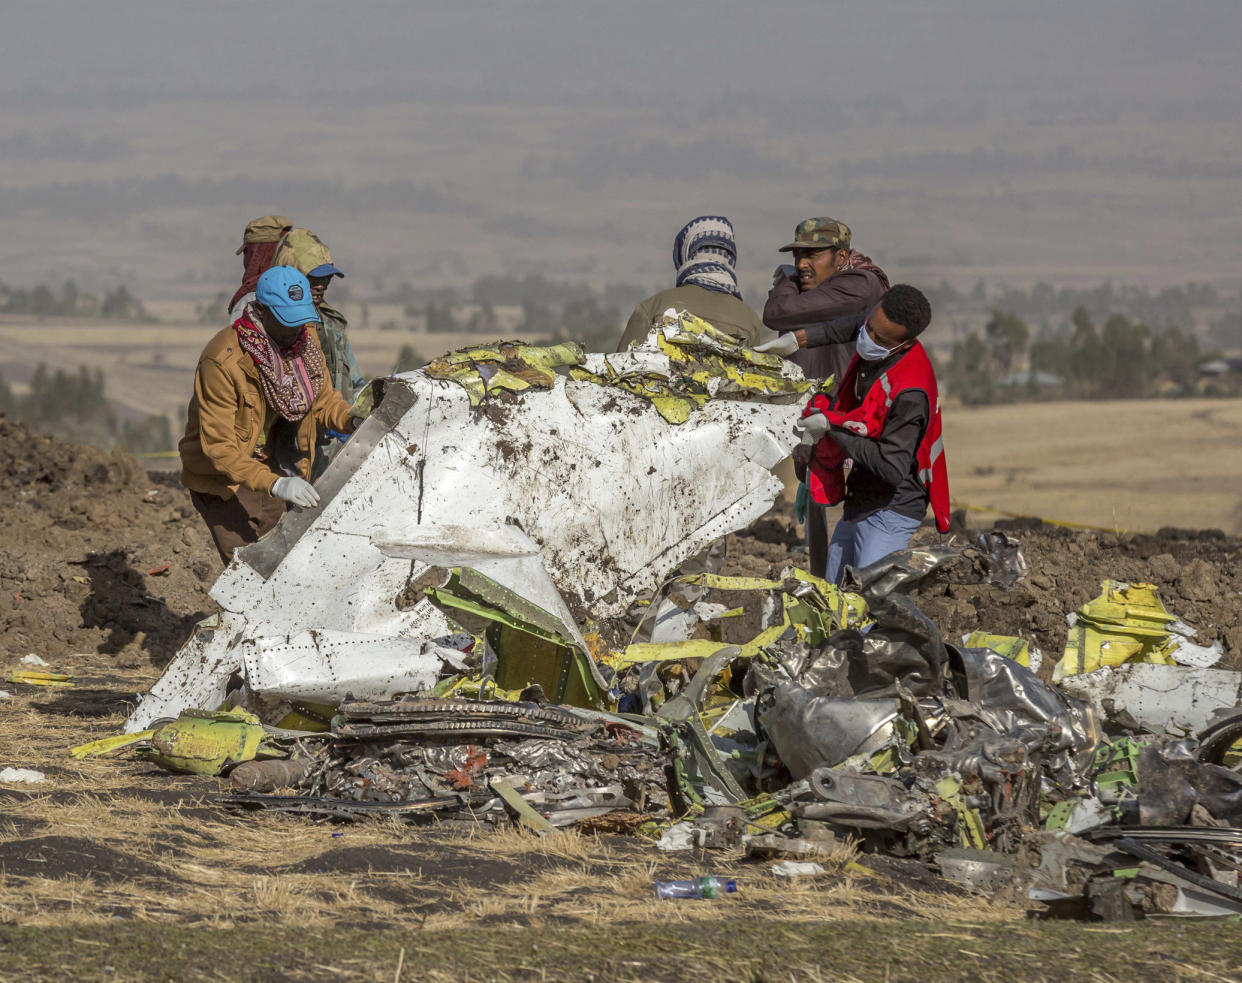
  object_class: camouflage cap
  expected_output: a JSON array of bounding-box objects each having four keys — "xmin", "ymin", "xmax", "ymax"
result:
[
  {"xmin": 777, "ymin": 217, "xmax": 852, "ymax": 253},
  {"xmin": 271, "ymin": 228, "xmax": 345, "ymax": 278},
  {"xmin": 235, "ymin": 214, "xmax": 293, "ymax": 254}
]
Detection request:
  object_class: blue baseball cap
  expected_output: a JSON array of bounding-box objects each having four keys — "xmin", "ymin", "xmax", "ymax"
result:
[
  {"xmin": 307, "ymin": 262, "xmax": 345, "ymax": 279},
  {"xmin": 255, "ymin": 266, "xmax": 321, "ymax": 328}
]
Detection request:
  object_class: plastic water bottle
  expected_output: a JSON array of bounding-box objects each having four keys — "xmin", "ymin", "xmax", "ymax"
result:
[{"xmin": 654, "ymin": 877, "xmax": 739, "ymax": 899}]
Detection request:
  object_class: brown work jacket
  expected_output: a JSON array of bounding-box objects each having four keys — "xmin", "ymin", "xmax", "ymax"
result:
[
  {"xmin": 179, "ymin": 326, "xmax": 354, "ymax": 498},
  {"xmin": 762, "ymin": 269, "xmax": 885, "ymax": 382}
]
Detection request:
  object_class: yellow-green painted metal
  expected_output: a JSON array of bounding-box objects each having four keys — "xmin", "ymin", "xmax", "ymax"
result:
[{"xmin": 140, "ymin": 708, "xmax": 268, "ymax": 776}]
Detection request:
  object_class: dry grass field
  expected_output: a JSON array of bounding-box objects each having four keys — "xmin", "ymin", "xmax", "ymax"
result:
[
  {"xmin": 0, "ymin": 316, "xmax": 467, "ymax": 423},
  {"xmin": 945, "ymin": 397, "xmax": 1242, "ymax": 535},
  {"xmin": 2, "ymin": 654, "xmax": 1240, "ymax": 982}
]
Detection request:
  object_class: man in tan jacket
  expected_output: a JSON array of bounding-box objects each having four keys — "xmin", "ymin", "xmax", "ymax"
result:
[{"xmin": 180, "ymin": 266, "xmax": 357, "ymax": 562}]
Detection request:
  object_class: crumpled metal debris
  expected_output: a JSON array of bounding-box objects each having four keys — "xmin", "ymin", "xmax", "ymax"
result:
[
  {"xmin": 229, "ymin": 696, "xmax": 670, "ymax": 829},
  {"xmin": 974, "ymin": 531, "xmax": 1028, "ymax": 589},
  {"xmin": 138, "ymin": 708, "xmax": 279, "ymax": 776},
  {"xmin": 116, "ymin": 528, "xmax": 1242, "ymax": 920},
  {"xmin": 127, "ymin": 321, "xmax": 808, "ymax": 732},
  {"xmin": 1056, "ymin": 580, "xmax": 1223, "ymax": 681}
]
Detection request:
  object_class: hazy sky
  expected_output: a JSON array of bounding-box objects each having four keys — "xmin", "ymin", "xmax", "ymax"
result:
[
  {"xmin": 4, "ymin": 0, "xmax": 1239, "ymax": 108},
  {"xmin": 2, "ymin": 0, "xmax": 1240, "ymax": 295}
]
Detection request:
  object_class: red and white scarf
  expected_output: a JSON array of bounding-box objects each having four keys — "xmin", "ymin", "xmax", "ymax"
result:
[{"xmin": 233, "ymin": 306, "xmax": 325, "ymax": 421}]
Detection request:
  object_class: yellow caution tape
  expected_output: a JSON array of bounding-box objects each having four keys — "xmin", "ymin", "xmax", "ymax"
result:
[{"xmin": 951, "ymin": 500, "xmax": 1131, "ymax": 535}]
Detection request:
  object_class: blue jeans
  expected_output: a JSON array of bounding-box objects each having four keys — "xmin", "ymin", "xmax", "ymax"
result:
[{"xmin": 824, "ymin": 510, "xmax": 923, "ymax": 585}]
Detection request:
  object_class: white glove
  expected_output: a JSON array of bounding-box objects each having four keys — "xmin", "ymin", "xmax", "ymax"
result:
[
  {"xmin": 755, "ymin": 333, "xmax": 801, "ymax": 357},
  {"xmin": 272, "ymin": 476, "xmax": 320, "ymax": 509},
  {"xmin": 772, "ymin": 263, "xmax": 796, "ymax": 285},
  {"xmin": 793, "ymin": 412, "xmax": 830, "ymax": 448}
]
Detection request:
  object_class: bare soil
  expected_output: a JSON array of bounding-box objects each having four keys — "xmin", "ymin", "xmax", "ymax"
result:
[{"xmin": 0, "ymin": 415, "xmax": 222, "ymax": 672}]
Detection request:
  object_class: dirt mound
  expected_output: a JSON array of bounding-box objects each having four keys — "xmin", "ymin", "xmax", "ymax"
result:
[
  {"xmin": 911, "ymin": 517, "xmax": 1242, "ymax": 673},
  {"xmin": 0, "ymin": 415, "xmax": 143, "ymax": 493},
  {"xmin": 0, "ymin": 414, "xmax": 221, "ymax": 667},
  {"xmin": 727, "ymin": 503, "xmax": 1242, "ymax": 672}
]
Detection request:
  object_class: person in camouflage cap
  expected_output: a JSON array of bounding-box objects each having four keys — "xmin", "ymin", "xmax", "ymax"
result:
[
  {"xmin": 778, "ymin": 217, "xmax": 853, "ymax": 254},
  {"xmin": 270, "ymin": 228, "xmax": 365, "ymax": 402},
  {"xmin": 761, "ymin": 214, "xmax": 890, "ymax": 380},
  {"xmin": 758, "ymin": 215, "xmax": 890, "ymax": 579},
  {"xmin": 270, "ymin": 228, "xmax": 367, "ymax": 477},
  {"xmin": 228, "ymin": 215, "xmax": 293, "ymax": 313}
]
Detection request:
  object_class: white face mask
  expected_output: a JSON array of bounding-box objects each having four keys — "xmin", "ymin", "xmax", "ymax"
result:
[{"xmin": 855, "ymin": 322, "xmax": 900, "ymax": 362}]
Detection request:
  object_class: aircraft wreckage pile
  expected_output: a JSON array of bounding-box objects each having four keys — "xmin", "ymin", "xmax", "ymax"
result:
[{"xmin": 77, "ymin": 313, "xmax": 1242, "ymax": 920}]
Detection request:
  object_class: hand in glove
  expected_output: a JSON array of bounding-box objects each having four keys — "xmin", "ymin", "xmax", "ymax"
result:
[
  {"xmin": 272, "ymin": 476, "xmax": 320, "ymax": 509},
  {"xmin": 754, "ymin": 333, "xmax": 801, "ymax": 357},
  {"xmin": 793, "ymin": 411, "xmax": 830, "ymax": 448},
  {"xmin": 772, "ymin": 263, "xmax": 796, "ymax": 285},
  {"xmin": 795, "ymin": 481, "xmax": 809, "ymax": 525}
]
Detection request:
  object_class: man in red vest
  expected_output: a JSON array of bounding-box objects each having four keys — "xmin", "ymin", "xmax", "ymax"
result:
[{"xmin": 767, "ymin": 284, "xmax": 949, "ymax": 584}]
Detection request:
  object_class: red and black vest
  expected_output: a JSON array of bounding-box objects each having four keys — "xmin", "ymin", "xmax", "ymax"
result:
[{"xmin": 801, "ymin": 341, "xmax": 950, "ymax": 533}]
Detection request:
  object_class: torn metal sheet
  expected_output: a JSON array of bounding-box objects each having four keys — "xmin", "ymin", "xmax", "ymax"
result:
[
  {"xmin": 127, "ymin": 329, "xmax": 805, "ymax": 731},
  {"xmin": 761, "ymin": 683, "xmax": 898, "ymax": 778},
  {"xmin": 1057, "ymin": 663, "xmax": 1242, "ymax": 735},
  {"xmin": 935, "ymin": 848, "xmax": 1015, "ymax": 894},
  {"xmin": 241, "ymin": 630, "xmax": 460, "ymax": 704}
]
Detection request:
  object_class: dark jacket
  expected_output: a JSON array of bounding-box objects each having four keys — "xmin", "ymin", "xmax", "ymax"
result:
[{"xmin": 762, "ymin": 269, "xmax": 885, "ymax": 382}]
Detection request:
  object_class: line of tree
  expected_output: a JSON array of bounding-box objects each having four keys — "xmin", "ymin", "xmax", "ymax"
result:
[
  {"xmin": 0, "ymin": 280, "xmax": 153, "ymax": 321},
  {"xmin": 942, "ymin": 307, "xmax": 1219, "ymax": 405},
  {"xmin": 927, "ymin": 278, "xmax": 1229, "ymax": 326},
  {"xmin": 392, "ymin": 345, "xmax": 426, "ymax": 374},
  {"xmin": 0, "ymin": 365, "xmax": 173, "ymax": 453}
]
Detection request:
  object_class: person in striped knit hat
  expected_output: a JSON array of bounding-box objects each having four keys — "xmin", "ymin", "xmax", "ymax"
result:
[{"xmin": 615, "ymin": 215, "xmax": 764, "ymax": 351}]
